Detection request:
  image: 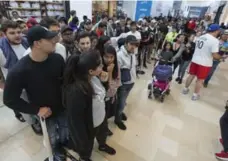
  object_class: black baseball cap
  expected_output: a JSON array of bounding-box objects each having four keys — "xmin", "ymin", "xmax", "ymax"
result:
[
  {"xmin": 60, "ymin": 25, "xmax": 73, "ymax": 34},
  {"xmin": 85, "ymin": 19, "xmax": 92, "ymax": 25},
  {"xmin": 125, "ymin": 35, "xmax": 138, "ymax": 44},
  {"xmin": 27, "ymin": 26, "xmax": 58, "ymax": 45}
]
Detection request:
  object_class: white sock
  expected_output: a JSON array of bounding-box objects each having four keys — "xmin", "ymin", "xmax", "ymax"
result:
[
  {"xmin": 184, "ymin": 87, "xmax": 188, "ymax": 90},
  {"xmin": 193, "ymin": 93, "xmax": 198, "ymax": 97}
]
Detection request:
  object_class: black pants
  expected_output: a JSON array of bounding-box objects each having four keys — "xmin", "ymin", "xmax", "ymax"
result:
[
  {"xmin": 173, "ymin": 59, "xmax": 181, "ymax": 74},
  {"xmin": 220, "ymin": 110, "xmax": 228, "ymax": 152},
  {"xmin": 14, "ymin": 110, "xmax": 23, "ymax": 118},
  {"xmin": 138, "ymin": 46, "xmax": 147, "ymax": 67},
  {"xmin": 105, "ymin": 97, "xmax": 117, "ymax": 119},
  {"xmin": 79, "ymin": 119, "xmax": 107, "ymax": 160}
]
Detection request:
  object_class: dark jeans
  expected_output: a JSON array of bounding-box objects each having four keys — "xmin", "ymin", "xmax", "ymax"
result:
[
  {"xmin": 204, "ymin": 60, "xmax": 220, "ymax": 85},
  {"xmin": 115, "ymin": 83, "xmax": 134, "ymax": 122},
  {"xmin": 178, "ymin": 60, "xmax": 190, "ymax": 79},
  {"xmin": 79, "ymin": 119, "xmax": 107, "ymax": 160},
  {"xmin": 46, "ymin": 112, "xmax": 69, "ymax": 161},
  {"xmin": 220, "ymin": 110, "xmax": 228, "ymax": 152}
]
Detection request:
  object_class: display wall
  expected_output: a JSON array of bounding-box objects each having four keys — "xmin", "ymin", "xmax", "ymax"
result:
[{"xmin": 69, "ymin": 0, "xmax": 92, "ymax": 22}]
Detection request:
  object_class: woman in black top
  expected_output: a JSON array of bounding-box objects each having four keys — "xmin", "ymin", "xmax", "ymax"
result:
[
  {"xmin": 176, "ymin": 34, "xmax": 195, "ymax": 84},
  {"xmin": 172, "ymin": 34, "xmax": 185, "ymax": 74},
  {"xmin": 63, "ymin": 51, "xmax": 116, "ymax": 161}
]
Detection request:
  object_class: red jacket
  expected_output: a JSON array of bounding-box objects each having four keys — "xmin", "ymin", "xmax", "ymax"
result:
[
  {"xmin": 96, "ymin": 29, "xmax": 104, "ymax": 38},
  {"xmin": 188, "ymin": 20, "xmax": 196, "ymax": 30}
]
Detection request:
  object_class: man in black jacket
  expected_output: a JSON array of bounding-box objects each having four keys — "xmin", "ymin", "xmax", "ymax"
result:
[
  {"xmin": 3, "ymin": 26, "xmax": 68, "ymax": 161},
  {"xmin": 116, "ymin": 16, "xmax": 130, "ymax": 37}
]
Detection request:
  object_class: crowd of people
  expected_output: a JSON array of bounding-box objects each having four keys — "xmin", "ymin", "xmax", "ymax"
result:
[{"xmin": 0, "ymin": 10, "xmax": 228, "ymax": 161}]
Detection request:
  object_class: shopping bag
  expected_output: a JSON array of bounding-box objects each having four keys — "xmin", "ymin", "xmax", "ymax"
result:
[{"xmin": 40, "ymin": 117, "xmax": 54, "ymax": 161}]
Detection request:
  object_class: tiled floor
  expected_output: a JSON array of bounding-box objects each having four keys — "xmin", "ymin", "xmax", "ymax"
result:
[{"xmin": 0, "ymin": 61, "xmax": 227, "ymax": 161}]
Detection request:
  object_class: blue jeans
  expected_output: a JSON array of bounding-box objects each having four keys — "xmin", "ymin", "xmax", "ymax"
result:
[
  {"xmin": 115, "ymin": 83, "xmax": 134, "ymax": 122},
  {"xmin": 204, "ymin": 60, "xmax": 220, "ymax": 85},
  {"xmin": 46, "ymin": 112, "xmax": 69, "ymax": 161}
]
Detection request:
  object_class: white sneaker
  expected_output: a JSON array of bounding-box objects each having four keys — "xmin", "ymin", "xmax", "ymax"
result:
[
  {"xmin": 182, "ymin": 88, "xmax": 189, "ymax": 95},
  {"xmin": 191, "ymin": 94, "xmax": 200, "ymax": 101}
]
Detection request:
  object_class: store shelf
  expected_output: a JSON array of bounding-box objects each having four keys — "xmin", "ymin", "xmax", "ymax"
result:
[
  {"xmin": 7, "ymin": 7, "xmax": 40, "ymax": 11},
  {"xmin": 48, "ymin": 9, "xmax": 64, "ymax": 11},
  {"xmin": 46, "ymin": 2, "xmax": 63, "ymax": 5},
  {"xmin": 4, "ymin": 1, "xmax": 66, "ymax": 19}
]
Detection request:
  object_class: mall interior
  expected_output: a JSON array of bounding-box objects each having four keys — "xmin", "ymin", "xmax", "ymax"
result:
[{"xmin": 0, "ymin": 0, "xmax": 228, "ymax": 161}]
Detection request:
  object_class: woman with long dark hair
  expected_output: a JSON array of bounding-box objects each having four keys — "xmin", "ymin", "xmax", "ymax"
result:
[
  {"xmin": 176, "ymin": 34, "xmax": 196, "ymax": 84},
  {"xmin": 172, "ymin": 34, "xmax": 185, "ymax": 74},
  {"xmin": 63, "ymin": 51, "xmax": 116, "ymax": 161},
  {"xmin": 96, "ymin": 35, "xmax": 111, "ymax": 55},
  {"xmin": 101, "ymin": 45, "xmax": 120, "ymax": 136}
]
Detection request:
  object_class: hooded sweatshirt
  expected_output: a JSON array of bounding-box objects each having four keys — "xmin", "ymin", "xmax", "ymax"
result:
[{"xmin": 117, "ymin": 46, "xmax": 136, "ymax": 85}]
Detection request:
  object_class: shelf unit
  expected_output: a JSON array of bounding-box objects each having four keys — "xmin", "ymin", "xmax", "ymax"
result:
[{"xmin": 0, "ymin": 0, "xmax": 66, "ymax": 22}]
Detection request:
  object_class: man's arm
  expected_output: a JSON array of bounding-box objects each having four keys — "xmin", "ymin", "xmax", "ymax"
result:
[
  {"xmin": 0, "ymin": 48, "xmax": 6, "ymax": 68},
  {"xmin": 212, "ymin": 40, "xmax": 222, "ymax": 60},
  {"xmin": 3, "ymin": 69, "xmax": 40, "ymax": 115}
]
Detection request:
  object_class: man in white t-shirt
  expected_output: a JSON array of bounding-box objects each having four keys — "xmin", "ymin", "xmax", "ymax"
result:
[
  {"xmin": 126, "ymin": 21, "xmax": 143, "ymax": 75},
  {"xmin": 127, "ymin": 21, "xmax": 141, "ymax": 42},
  {"xmin": 182, "ymin": 24, "xmax": 222, "ymax": 100},
  {"xmin": 0, "ymin": 20, "xmax": 28, "ymax": 122}
]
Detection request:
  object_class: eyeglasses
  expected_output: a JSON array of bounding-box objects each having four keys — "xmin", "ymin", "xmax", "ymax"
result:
[{"xmin": 62, "ymin": 32, "xmax": 73, "ymax": 36}]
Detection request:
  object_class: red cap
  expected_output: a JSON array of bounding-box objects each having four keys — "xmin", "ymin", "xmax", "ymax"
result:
[{"xmin": 27, "ymin": 18, "xmax": 38, "ymax": 29}]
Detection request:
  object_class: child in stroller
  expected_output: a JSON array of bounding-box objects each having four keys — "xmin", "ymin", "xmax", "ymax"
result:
[{"xmin": 148, "ymin": 42, "xmax": 174, "ymax": 102}]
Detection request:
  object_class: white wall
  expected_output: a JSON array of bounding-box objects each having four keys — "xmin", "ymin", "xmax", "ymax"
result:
[
  {"xmin": 69, "ymin": 0, "xmax": 92, "ymax": 22},
  {"xmin": 122, "ymin": 1, "xmax": 137, "ymax": 20},
  {"xmin": 151, "ymin": 0, "xmax": 173, "ymax": 17}
]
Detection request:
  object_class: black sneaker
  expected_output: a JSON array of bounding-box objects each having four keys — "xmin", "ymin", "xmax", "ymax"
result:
[
  {"xmin": 143, "ymin": 64, "xmax": 148, "ymax": 69},
  {"xmin": 31, "ymin": 123, "xmax": 43, "ymax": 136},
  {"xmin": 175, "ymin": 77, "xmax": 180, "ymax": 82},
  {"xmin": 121, "ymin": 113, "xmax": 127, "ymax": 121},
  {"xmin": 79, "ymin": 158, "xmax": 93, "ymax": 161},
  {"xmin": 15, "ymin": 114, "xmax": 26, "ymax": 122},
  {"xmin": 203, "ymin": 83, "xmax": 208, "ymax": 88},
  {"xmin": 178, "ymin": 79, "xmax": 182, "ymax": 84},
  {"xmin": 106, "ymin": 128, "xmax": 113, "ymax": 136},
  {"xmin": 137, "ymin": 70, "xmax": 145, "ymax": 75},
  {"xmin": 115, "ymin": 121, "xmax": 127, "ymax": 130},
  {"xmin": 99, "ymin": 144, "xmax": 116, "ymax": 155}
]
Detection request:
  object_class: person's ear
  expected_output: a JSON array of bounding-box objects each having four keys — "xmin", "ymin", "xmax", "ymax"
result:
[
  {"xmin": 33, "ymin": 41, "xmax": 40, "ymax": 48},
  {"xmin": 89, "ymin": 69, "xmax": 94, "ymax": 75}
]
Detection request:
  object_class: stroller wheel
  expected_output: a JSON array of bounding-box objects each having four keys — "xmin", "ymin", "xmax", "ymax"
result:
[{"xmin": 160, "ymin": 95, "xmax": 165, "ymax": 103}]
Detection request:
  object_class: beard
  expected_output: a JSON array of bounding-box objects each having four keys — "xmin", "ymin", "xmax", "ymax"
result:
[
  {"xmin": 9, "ymin": 40, "xmax": 21, "ymax": 45},
  {"xmin": 7, "ymin": 37, "xmax": 22, "ymax": 45}
]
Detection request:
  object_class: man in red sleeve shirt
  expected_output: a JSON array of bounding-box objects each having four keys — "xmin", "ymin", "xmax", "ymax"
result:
[{"xmin": 96, "ymin": 22, "xmax": 106, "ymax": 38}]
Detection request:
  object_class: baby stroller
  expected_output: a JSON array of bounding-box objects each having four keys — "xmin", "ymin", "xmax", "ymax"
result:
[{"xmin": 148, "ymin": 60, "xmax": 173, "ymax": 102}]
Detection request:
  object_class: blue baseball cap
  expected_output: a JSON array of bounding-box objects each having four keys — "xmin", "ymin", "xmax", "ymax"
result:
[{"xmin": 207, "ymin": 24, "xmax": 221, "ymax": 32}]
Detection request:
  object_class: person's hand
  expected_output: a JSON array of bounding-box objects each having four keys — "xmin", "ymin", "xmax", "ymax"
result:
[
  {"xmin": 38, "ymin": 107, "xmax": 52, "ymax": 119},
  {"xmin": 186, "ymin": 43, "xmax": 191, "ymax": 48},
  {"xmin": 107, "ymin": 63, "xmax": 115, "ymax": 73},
  {"xmin": 171, "ymin": 57, "xmax": 175, "ymax": 63},
  {"xmin": 99, "ymin": 71, "xmax": 109, "ymax": 82}
]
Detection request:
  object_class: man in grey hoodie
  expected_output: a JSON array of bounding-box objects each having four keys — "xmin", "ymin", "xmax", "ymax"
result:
[{"xmin": 115, "ymin": 35, "xmax": 138, "ymax": 130}]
